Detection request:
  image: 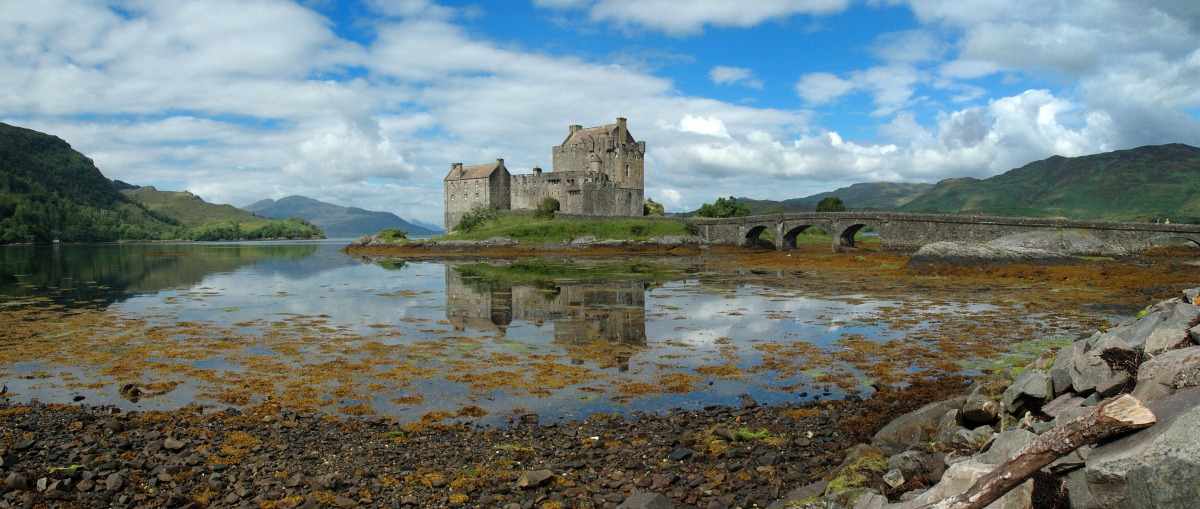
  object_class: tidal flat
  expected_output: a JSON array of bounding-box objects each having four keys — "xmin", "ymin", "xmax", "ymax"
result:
[{"xmin": 2, "ymin": 242, "xmax": 1198, "ymax": 507}]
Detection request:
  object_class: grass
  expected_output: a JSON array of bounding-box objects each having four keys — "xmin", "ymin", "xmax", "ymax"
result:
[{"xmin": 440, "ymin": 213, "xmax": 692, "ymax": 243}]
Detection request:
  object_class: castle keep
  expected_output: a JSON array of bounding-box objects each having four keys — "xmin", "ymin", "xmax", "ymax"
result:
[{"xmin": 444, "ymin": 117, "xmax": 645, "ymax": 231}]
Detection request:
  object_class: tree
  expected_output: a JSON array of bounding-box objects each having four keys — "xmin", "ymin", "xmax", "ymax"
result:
[
  {"xmin": 815, "ymin": 196, "xmax": 846, "ymax": 212},
  {"xmin": 535, "ymin": 197, "xmax": 559, "ymax": 219},
  {"xmin": 643, "ymin": 198, "xmax": 664, "ymax": 216},
  {"xmin": 697, "ymin": 196, "xmax": 750, "ymax": 218}
]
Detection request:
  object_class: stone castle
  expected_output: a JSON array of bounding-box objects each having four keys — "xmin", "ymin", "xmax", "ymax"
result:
[{"xmin": 444, "ymin": 117, "xmax": 645, "ymax": 231}]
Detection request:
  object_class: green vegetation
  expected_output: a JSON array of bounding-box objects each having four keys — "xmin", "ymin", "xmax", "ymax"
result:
[
  {"xmin": 644, "ymin": 197, "xmax": 665, "ymax": 216},
  {"xmin": 899, "ymin": 143, "xmax": 1200, "ymax": 223},
  {"xmin": 815, "ymin": 196, "xmax": 846, "ymax": 212},
  {"xmin": 534, "ymin": 196, "xmax": 560, "ymax": 219},
  {"xmin": 0, "ymin": 122, "xmax": 324, "ymax": 244},
  {"xmin": 454, "ymin": 205, "xmax": 501, "ymax": 233},
  {"xmin": 378, "ymin": 228, "xmax": 409, "ymax": 242},
  {"xmin": 440, "ymin": 212, "xmax": 691, "ymax": 243},
  {"xmin": 697, "ymin": 196, "xmax": 751, "ymax": 218}
]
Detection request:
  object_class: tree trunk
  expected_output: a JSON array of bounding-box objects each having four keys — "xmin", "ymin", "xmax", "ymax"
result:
[{"xmin": 903, "ymin": 394, "xmax": 1155, "ymax": 509}]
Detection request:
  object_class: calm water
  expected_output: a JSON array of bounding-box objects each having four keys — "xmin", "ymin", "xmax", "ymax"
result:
[{"xmin": 1, "ymin": 240, "xmax": 1085, "ymax": 424}]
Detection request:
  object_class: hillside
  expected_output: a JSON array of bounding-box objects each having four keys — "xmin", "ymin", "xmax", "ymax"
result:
[
  {"xmin": 122, "ymin": 186, "xmax": 272, "ymax": 228},
  {"xmin": 0, "ymin": 122, "xmax": 322, "ymax": 244},
  {"xmin": 899, "ymin": 143, "xmax": 1200, "ymax": 222},
  {"xmin": 678, "ymin": 182, "xmax": 933, "ymax": 216},
  {"xmin": 243, "ymin": 195, "xmax": 438, "ymax": 238},
  {"xmin": 0, "ymin": 122, "xmax": 176, "ymax": 243},
  {"xmin": 119, "ymin": 185, "xmax": 324, "ymax": 241}
]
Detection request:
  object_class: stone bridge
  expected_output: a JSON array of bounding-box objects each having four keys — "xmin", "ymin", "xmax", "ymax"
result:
[{"xmin": 691, "ymin": 212, "xmax": 1200, "ymax": 252}]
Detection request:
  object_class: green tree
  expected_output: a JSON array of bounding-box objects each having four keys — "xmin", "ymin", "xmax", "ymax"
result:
[
  {"xmin": 697, "ymin": 196, "xmax": 750, "ymax": 218},
  {"xmin": 815, "ymin": 196, "xmax": 846, "ymax": 212},
  {"xmin": 535, "ymin": 196, "xmax": 560, "ymax": 219},
  {"xmin": 643, "ymin": 198, "xmax": 664, "ymax": 216}
]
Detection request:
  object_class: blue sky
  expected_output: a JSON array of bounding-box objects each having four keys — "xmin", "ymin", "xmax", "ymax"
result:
[{"xmin": 3, "ymin": 0, "xmax": 1199, "ymax": 227}]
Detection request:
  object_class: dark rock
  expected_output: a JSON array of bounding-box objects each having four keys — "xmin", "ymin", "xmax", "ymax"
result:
[
  {"xmin": 517, "ymin": 469, "xmax": 555, "ymax": 489},
  {"xmin": 871, "ymin": 397, "xmax": 965, "ymax": 454},
  {"xmin": 668, "ymin": 448, "xmax": 693, "ymax": 461},
  {"xmin": 1130, "ymin": 346, "xmax": 1200, "ymax": 404},
  {"xmin": 1124, "ymin": 457, "xmax": 1200, "ymax": 509}
]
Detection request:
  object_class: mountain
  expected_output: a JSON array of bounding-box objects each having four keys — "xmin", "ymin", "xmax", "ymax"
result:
[
  {"xmin": 0, "ymin": 122, "xmax": 176, "ymax": 243},
  {"xmin": 243, "ymin": 195, "xmax": 439, "ymax": 238},
  {"xmin": 675, "ymin": 182, "xmax": 933, "ymax": 216},
  {"xmin": 898, "ymin": 143, "xmax": 1200, "ymax": 222},
  {"xmin": 0, "ymin": 122, "xmax": 322, "ymax": 244}
]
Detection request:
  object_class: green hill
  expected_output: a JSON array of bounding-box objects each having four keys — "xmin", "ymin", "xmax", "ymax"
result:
[
  {"xmin": 243, "ymin": 195, "xmax": 438, "ymax": 238},
  {"xmin": 0, "ymin": 122, "xmax": 176, "ymax": 243},
  {"xmin": 120, "ymin": 185, "xmax": 324, "ymax": 241},
  {"xmin": 899, "ymin": 144, "xmax": 1200, "ymax": 222},
  {"xmin": 0, "ymin": 122, "xmax": 323, "ymax": 244},
  {"xmin": 679, "ymin": 182, "xmax": 933, "ymax": 216}
]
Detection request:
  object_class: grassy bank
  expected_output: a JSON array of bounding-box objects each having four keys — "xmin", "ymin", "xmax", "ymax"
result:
[{"xmin": 440, "ymin": 213, "xmax": 693, "ymax": 243}]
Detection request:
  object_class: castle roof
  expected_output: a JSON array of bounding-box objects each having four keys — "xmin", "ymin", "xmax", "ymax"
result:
[
  {"xmin": 444, "ymin": 160, "xmax": 507, "ymax": 181},
  {"xmin": 560, "ymin": 121, "xmax": 636, "ymax": 147}
]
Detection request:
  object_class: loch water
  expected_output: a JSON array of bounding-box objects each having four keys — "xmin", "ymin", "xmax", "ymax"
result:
[{"xmin": 1, "ymin": 240, "xmax": 1102, "ymax": 424}]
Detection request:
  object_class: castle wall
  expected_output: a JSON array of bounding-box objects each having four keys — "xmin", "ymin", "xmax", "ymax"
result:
[{"xmin": 552, "ymin": 139, "xmax": 644, "ymax": 190}]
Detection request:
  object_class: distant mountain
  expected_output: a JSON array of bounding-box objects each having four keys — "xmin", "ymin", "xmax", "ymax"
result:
[
  {"xmin": 243, "ymin": 195, "xmax": 438, "ymax": 238},
  {"xmin": 898, "ymin": 144, "xmax": 1200, "ymax": 223}
]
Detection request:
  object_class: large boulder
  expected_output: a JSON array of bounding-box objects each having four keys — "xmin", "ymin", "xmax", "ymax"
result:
[
  {"xmin": 906, "ymin": 242, "xmax": 1076, "ymax": 273},
  {"xmin": 988, "ymin": 229, "xmax": 1124, "ymax": 256},
  {"xmin": 871, "ymin": 397, "xmax": 965, "ymax": 454},
  {"xmin": 903, "ymin": 459, "xmax": 1033, "ymax": 509},
  {"xmin": 1082, "ymin": 387, "xmax": 1200, "ymax": 509}
]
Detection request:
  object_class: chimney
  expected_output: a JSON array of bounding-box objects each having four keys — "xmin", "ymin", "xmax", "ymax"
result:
[
  {"xmin": 452, "ymin": 162, "xmax": 463, "ymax": 176},
  {"xmin": 617, "ymin": 117, "xmax": 627, "ymax": 139},
  {"xmin": 533, "ymin": 164, "xmax": 542, "ymax": 174},
  {"xmin": 569, "ymin": 124, "xmax": 582, "ymax": 134},
  {"xmin": 496, "ymin": 158, "xmax": 504, "ymax": 167}
]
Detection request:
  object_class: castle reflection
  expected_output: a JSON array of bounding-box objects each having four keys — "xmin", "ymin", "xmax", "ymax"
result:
[{"xmin": 445, "ymin": 264, "xmax": 648, "ymax": 370}]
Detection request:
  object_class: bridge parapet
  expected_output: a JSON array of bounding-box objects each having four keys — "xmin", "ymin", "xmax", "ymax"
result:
[{"xmin": 690, "ymin": 212, "xmax": 1200, "ymax": 252}]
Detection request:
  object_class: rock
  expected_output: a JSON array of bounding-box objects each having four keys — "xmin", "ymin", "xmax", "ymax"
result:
[
  {"xmin": 907, "ymin": 459, "xmax": 1033, "ymax": 509},
  {"xmin": 767, "ymin": 480, "xmax": 829, "ymax": 509},
  {"xmin": 1001, "ymin": 369, "xmax": 1053, "ymax": 415},
  {"xmin": 1130, "ymin": 346, "xmax": 1200, "ymax": 404},
  {"xmin": 882, "ymin": 469, "xmax": 905, "ymax": 489},
  {"xmin": 517, "ymin": 469, "xmax": 555, "ymax": 489},
  {"xmin": 4, "ymin": 472, "xmax": 27, "ymax": 490},
  {"xmin": 850, "ymin": 491, "xmax": 887, "ymax": 509},
  {"xmin": 617, "ymin": 492, "xmax": 675, "ymax": 509},
  {"xmin": 989, "ymin": 229, "xmax": 1122, "ymax": 256},
  {"xmin": 163, "ymin": 438, "xmax": 186, "ymax": 451},
  {"xmin": 975, "ymin": 429, "xmax": 1036, "ymax": 465},
  {"xmin": 1049, "ymin": 340, "xmax": 1086, "ymax": 395},
  {"xmin": 962, "ymin": 392, "xmax": 1001, "ymax": 425},
  {"xmin": 1085, "ymin": 386, "xmax": 1200, "ymax": 509},
  {"xmin": 741, "ymin": 394, "xmax": 758, "ymax": 409},
  {"xmin": 1123, "ymin": 457, "xmax": 1200, "ymax": 509},
  {"xmin": 905, "ymin": 241, "xmax": 1077, "ymax": 273},
  {"xmin": 1070, "ymin": 336, "xmax": 1131, "ymax": 397},
  {"xmin": 885, "ymin": 450, "xmax": 943, "ymax": 485},
  {"xmin": 871, "ymin": 397, "xmax": 965, "ymax": 454},
  {"xmin": 332, "ymin": 495, "xmax": 358, "ymax": 508},
  {"xmin": 1040, "ymin": 392, "xmax": 1085, "ymax": 420},
  {"xmin": 1064, "ymin": 468, "xmax": 1098, "ymax": 509},
  {"xmin": 105, "ymin": 472, "xmax": 124, "ymax": 491},
  {"xmin": 1143, "ymin": 319, "xmax": 1192, "ymax": 354},
  {"xmin": 668, "ymin": 448, "xmax": 693, "ymax": 461}
]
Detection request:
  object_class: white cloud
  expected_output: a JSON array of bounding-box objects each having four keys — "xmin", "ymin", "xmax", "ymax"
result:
[
  {"xmin": 709, "ymin": 66, "xmax": 763, "ymax": 89},
  {"xmin": 551, "ymin": 0, "xmax": 853, "ymax": 35},
  {"xmin": 795, "ymin": 72, "xmax": 856, "ymax": 104}
]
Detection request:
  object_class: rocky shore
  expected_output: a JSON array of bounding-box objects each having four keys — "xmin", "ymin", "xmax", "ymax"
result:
[{"xmin": 0, "ymin": 390, "xmax": 935, "ymax": 509}]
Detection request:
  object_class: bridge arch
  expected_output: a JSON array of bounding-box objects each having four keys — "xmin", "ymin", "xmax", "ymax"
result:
[
  {"xmin": 781, "ymin": 224, "xmax": 818, "ymax": 250},
  {"xmin": 742, "ymin": 224, "xmax": 776, "ymax": 249}
]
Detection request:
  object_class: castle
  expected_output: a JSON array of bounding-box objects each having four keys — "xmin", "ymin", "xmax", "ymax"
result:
[{"xmin": 443, "ymin": 117, "xmax": 646, "ymax": 231}]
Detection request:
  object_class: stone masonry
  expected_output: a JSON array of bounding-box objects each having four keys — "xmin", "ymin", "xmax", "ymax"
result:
[{"xmin": 444, "ymin": 118, "xmax": 645, "ymax": 231}]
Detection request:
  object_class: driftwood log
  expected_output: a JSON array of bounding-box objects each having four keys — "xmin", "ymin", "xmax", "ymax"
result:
[{"xmin": 904, "ymin": 394, "xmax": 1155, "ymax": 509}]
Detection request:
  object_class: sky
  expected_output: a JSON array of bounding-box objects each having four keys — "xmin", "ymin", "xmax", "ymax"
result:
[{"xmin": 3, "ymin": 0, "xmax": 1200, "ymax": 228}]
